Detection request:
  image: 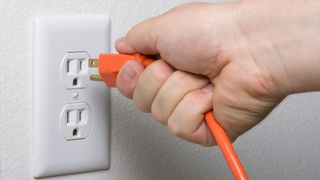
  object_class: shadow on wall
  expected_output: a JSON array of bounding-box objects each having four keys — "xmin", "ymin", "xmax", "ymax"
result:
[{"xmin": 110, "ymin": 92, "xmax": 228, "ymax": 180}]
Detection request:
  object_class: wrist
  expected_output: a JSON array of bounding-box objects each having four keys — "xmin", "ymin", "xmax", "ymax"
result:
[
  {"xmin": 235, "ymin": 0, "xmax": 320, "ymax": 96},
  {"xmin": 275, "ymin": 2, "xmax": 320, "ymax": 94}
]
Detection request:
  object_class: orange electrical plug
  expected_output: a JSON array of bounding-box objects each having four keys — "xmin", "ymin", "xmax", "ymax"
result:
[
  {"xmin": 89, "ymin": 54, "xmax": 248, "ymax": 180},
  {"xmin": 89, "ymin": 54, "xmax": 153, "ymax": 87}
]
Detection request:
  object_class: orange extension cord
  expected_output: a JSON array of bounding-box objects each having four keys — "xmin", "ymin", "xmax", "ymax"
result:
[
  {"xmin": 205, "ymin": 112, "xmax": 248, "ymax": 180},
  {"xmin": 89, "ymin": 54, "xmax": 249, "ymax": 180}
]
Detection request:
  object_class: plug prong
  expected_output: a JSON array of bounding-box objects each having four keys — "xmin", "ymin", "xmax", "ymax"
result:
[
  {"xmin": 88, "ymin": 59, "xmax": 99, "ymax": 67},
  {"xmin": 90, "ymin": 74, "xmax": 103, "ymax": 81}
]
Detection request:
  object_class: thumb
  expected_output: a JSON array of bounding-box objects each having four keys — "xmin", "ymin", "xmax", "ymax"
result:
[
  {"xmin": 115, "ymin": 36, "xmax": 136, "ymax": 54},
  {"xmin": 115, "ymin": 16, "xmax": 161, "ymax": 55},
  {"xmin": 116, "ymin": 60, "xmax": 144, "ymax": 98}
]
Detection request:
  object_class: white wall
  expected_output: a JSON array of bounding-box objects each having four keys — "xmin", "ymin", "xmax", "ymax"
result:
[{"xmin": 1, "ymin": 0, "xmax": 320, "ymax": 179}]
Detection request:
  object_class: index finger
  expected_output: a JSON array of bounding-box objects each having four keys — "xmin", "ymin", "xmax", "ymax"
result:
[{"xmin": 115, "ymin": 16, "xmax": 162, "ymax": 55}]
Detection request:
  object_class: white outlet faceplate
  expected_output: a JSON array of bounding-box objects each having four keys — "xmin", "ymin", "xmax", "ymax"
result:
[{"xmin": 33, "ymin": 16, "xmax": 111, "ymax": 177}]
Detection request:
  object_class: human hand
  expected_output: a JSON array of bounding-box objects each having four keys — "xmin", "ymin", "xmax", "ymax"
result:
[{"xmin": 115, "ymin": 1, "xmax": 320, "ymax": 146}]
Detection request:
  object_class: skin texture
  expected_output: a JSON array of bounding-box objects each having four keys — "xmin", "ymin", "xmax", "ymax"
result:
[{"xmin": 115, "ymin": 0, "xmax": 320, "ymax": 146}]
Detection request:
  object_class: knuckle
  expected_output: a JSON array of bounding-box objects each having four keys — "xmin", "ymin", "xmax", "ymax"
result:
[
  {"xmin": 184, "ymin": 90, "xmax": 212, "ymax": 113},
  {"xmin": 167, "ymin": 118, "xmax": 186, "ymax": 137},
  {"xmin": 151, "ymin": 104, "xmax": 166, "ymax": 125},
  {"xmin": 147, "ymin": 60, "xmax": 173, "ymax": 84},
  {"xmin": 185, "ymin": 91, "xmax": 202, "ymax": 104},
  {"xmin": 168, "ymin": 121, "xmax": 183, "ymax": 137},
  {"xmin": 170, "ymin": 71, "xmax": 190, "ymax": 87},
  {"xmin": 132, "ymin": 94, "xmax": 150, "ymax": 113},
  {"xmin": 171, "ymin": 71, "xmax": 208, "ymax": 89},
  {"xmin": 132, "ymin": 81, "xmax": 152, "ymax": 113}
]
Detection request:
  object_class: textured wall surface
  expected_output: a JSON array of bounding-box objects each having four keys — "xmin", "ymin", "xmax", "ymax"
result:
[{"xmin": 1, "ymin": 0, "xmax": 320, "ymax": 179}]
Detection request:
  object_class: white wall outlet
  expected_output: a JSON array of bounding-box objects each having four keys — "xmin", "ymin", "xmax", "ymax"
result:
[{"xmin": 33, "ymin": 16, "xmax": 111, "ymax": 178}]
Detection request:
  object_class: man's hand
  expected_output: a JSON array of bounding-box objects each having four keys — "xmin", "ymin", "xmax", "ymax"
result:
[{"xmin": 115, "ymin": 1, "xmax": 320, "ymax": 146}]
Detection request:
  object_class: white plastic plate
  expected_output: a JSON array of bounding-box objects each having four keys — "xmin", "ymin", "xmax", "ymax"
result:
[{"xmin": 33, "ymin": 16, "xmax": 111, "ymax": 177}]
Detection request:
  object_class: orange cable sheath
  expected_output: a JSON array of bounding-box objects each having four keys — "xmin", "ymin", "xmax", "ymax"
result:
[
  {"xmin": 98, "ymin": 54, "xmax": 249, "ymax": 180},
  {"xmin": 205, "ymin": 112, "xmax": 248, "ymax": 180}
]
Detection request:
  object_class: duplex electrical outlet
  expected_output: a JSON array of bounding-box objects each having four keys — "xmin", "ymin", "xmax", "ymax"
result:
[{"xmin": 33, "ymin": 16, "xmax": 111, "ymax": 177}]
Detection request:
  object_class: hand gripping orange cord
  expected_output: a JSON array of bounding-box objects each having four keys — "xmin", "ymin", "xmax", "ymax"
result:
[{"xmin": 89, "ymin": 54, "xmax": 249, "ymax": 180}]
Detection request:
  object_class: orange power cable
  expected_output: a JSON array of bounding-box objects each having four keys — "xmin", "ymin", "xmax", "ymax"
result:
[
  {"xmin": 89, "ymin": 54, "xmax": 249, "ymax": 180},
  {"xmin": 205, "ymin": 112, "xmax": 248, "ymax": 180}
]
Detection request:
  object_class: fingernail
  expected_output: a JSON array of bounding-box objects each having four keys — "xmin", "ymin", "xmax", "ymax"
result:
[
  {"xmin": 202, "ymin": 84, "xmax": 214, "ymax": 93},
  {"xmin": 115, "ymin": 36, "xmax": 125, "ymax": 47},
  {"xmin": 121, "ymin": 61, "xmax": 137, "ymax": 81}
]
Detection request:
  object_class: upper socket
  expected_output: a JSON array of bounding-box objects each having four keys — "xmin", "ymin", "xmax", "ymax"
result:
[{"xmin": 60, "ymin": 52, "xmax": 90, "ymax": 89}]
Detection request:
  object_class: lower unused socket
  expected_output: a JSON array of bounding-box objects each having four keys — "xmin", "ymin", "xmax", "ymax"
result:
[{"xmin": 60, "ymin": 103, "xmax": 93, "ymax": 140}]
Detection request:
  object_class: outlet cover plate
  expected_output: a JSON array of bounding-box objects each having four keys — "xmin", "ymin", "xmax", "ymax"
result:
[{"xmin": 33, "ymin": 16, "xmax": 111, "ymax": 177}]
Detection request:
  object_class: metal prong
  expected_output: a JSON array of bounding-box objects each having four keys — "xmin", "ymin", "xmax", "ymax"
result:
[
  {"xmin": 90, "ymin": 74, "xmax": 103, "ymax": 81},
  {"xmin": 88, "ymin": 59, "xmax": 99, "ymax": 67}
]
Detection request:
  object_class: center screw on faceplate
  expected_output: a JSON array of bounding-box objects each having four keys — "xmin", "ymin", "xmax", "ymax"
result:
[{"xmin": 72, "ymin": 93, "xmax": 79, "ymax": 101}]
